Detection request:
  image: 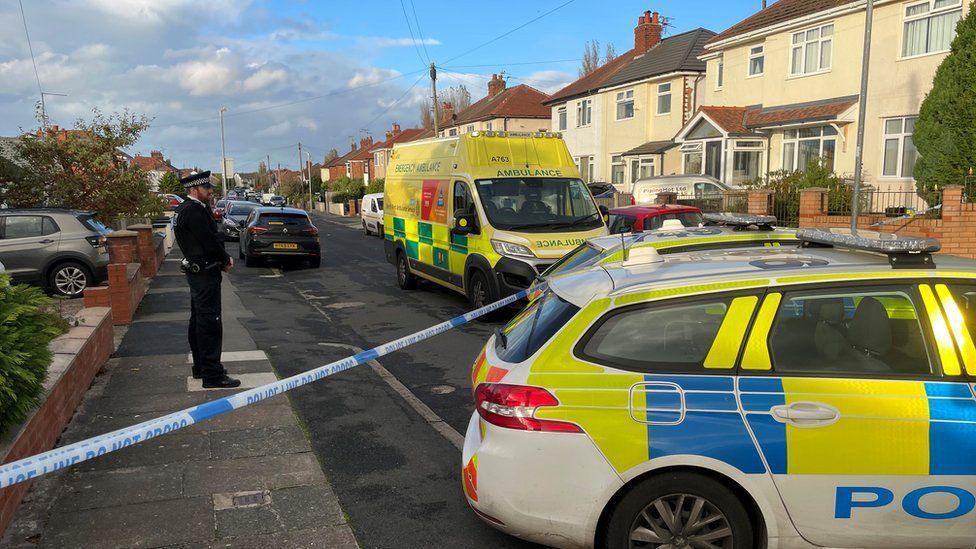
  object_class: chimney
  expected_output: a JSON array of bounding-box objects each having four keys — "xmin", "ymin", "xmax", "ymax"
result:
[
  {"xmin": 151, "ymin": 150, "xmax": 163, "ymax": 159},
  {"xmin": 441, "ymin": 102, "xmax": 454, "ymax": 125},
  {"xmin": 634, "ymin": 10, "xmax": 663, "ymax": 54},
  {"xmin": 359, "ymin": 136, "xmax": 373, "ymax": 149},
  {"xmin": 392, "ymin": 122, "xmax": 401, "ymax": 135},
  {"xmin": 385, "ymin": 131, "xmax": 394, "ymax": 140},
  {"xmin": 487, "ymin": 73, "xmax": 506, "ymax": 98},
  {"xmin": 350, "ymin": 142, "xmax": 356, "ymax": 152}
]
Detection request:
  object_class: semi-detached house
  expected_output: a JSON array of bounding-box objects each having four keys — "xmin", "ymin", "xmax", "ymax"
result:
[
  {"xmin": 681, "ymin": 0, "xmax": 970, "ymax": 190},
  {"xmin": 436, "ymin": 74, "xmax": 551, "ymax": 137},
  {"xmin": 544, "ymin": 11, "xmax": 715, "ymax": 187}
]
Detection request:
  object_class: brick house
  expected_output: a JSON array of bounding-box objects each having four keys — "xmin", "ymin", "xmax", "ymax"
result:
[
  {"xmin": 436, "ymin": 74, "xmax": 551, "ymax": 137},
  {"xmin": 131, "ymin": 150, "xmax": 179, "ymax": 191},
  {"xmin": 369, "ymin": 123, "xmax": 427, "ymax": 181}
]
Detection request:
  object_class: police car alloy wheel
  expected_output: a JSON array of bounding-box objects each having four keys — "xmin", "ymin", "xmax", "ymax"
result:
[
  {"xmin": 603, "ymin": 473, "xmax": 752, "ymax": 549},
  {"xmin": 50, "ymin": 262, "xmax": 91, "ymax": 298}
]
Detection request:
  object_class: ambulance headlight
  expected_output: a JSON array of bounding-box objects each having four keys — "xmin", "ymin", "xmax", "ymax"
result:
[{"xmin": 492, "ymin": 240, "xmax": 535, "ymax": 258}]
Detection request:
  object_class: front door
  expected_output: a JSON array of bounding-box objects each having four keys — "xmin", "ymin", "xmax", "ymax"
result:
[
  {"xmin": 704, "ymin": 141, "xmax": 722, "ymax": 180},
  {"xmin": 741, "ymin": 283, "xmax": 976, "ymax": 548},
  {"xmin": 0, "ymin": 215, "xmax": 61, "ymax": 281}
]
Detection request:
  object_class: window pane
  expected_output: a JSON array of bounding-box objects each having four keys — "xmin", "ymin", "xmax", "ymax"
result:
[
  {"xmin": 904, "ymin": 18, "xmax": 929, "ymax": 56},
  {"xmin": 684, "ymin": 152, "xmax": 703, "ymax": 175},
  {"xmin": 42, "ymin": 217, "xmax": 59, "ymax": 235},
  {"xmin": 750, "ymin": 56, "xmax": 764, "ymax": 75},
  {"xmin": 658, "ymin": 93, "xmax": 671, "ymax": 114},
  {"xmin": 783, "ymin": 142, "xmax": 796, "ymax": 171},
  {"xmin": 822, "ymin": 139, "xmax": 836, "ymax": 171},
  {"xmin": 807, "ymin": 28, "xmax": 820, "ymax": 40},
  {"xmin": 820, "ymin": 39, "xmax": 832, "ymax": 68},
  {"xmin": 934, "ymin": 0, "xmax": 960, "ymax": 8},
  {"xmin": 751, "ymin": 45, "xmax": 764, "ymax": 55},
  {"xmin": 822, "ymin": 24, "xmax": 834, "ymax": 36},
  {"xmin": 883, "ymin": 138, "xmax": 901, "ymax": 176},
  {"xmin": 659, "ymin": 82, "xmax": 671, "ymax": 93},
  {"xmin": 616, "ymin": 91, "xmax": 624, "ymax": 100},
  {"xmin": 732, "ymin": 151, "xmax": 761, "ymax": 184},
  {"xmin": 902, "ymin": 136, "xmax": 918, "ymax": 178},
  {"xmin": 798, "ymin": 139, "xmax": 820, "ymax": 170},
  {"xmin": 886, "ymin": 118, "xmax": 904, "ymax": 135},
  {"xmin": 907, "ymin": 2, "xmax": 931, "ymax": 16},
  {"xmin": 769, "ymin": 288, "xmax": 930, "ymax": 375},
  {"xmin": 612, "ymin": 163, "xmax": 625, "ymax": 185},
  {"xmin": 928, "ymin": 9, "xmax": 961, "ymax": 52},
  {"xmin": 4, "ymin": 216, "xmax": 44, "ymax": 239},
  {"xmin": 799, "ymin": 127, "xmax": 821, "ymax": 138},
  {"xmin": 793, "ymin": 32, "xmax": 804, "ymax": 45},
  {"xmin": 785, "ymin": 129, "xmax": 797, "ymax": 140},
  {"xmin": 822, "ymin": 125, "xmax": 838, "ymax": 136},
  {"xmin": 805, "ymin": 43, "xmax": 819, "ymax": 73},
  {"xmin": 581, "ymin": 301, "xmax": 731, "ymax": 372},
  {"xmin": 791, "ymin": 46, "xmax": 803, "ymax": 73},
  {"xmin": 905, "ymin": 116, "xmax": 917, "ymax": 133}
]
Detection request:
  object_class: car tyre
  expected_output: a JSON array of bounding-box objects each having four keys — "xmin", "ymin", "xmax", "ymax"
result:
[
  {"xmin": 363, "ymin": 221, "xmax": 371, "ymax": 236},
  {"xmin": 396, "ymin": 250, "xmax": 417, "ymax": 290},
  {"xmin": 49, "ymin": 261, "xmax": 92, "ymax": 298},
  {"xmin": 603, "ymin": 472, "xmax": 753, "ymax": 549}
]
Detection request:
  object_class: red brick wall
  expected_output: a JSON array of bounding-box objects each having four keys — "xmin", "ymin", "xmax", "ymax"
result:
[
  {"xmin": 798, "ymin": 185, "xmax": 976, "ymax": 258},
  {"xmin": 128, "ymin": 225, "xmax": 157, "ymax": 278},
  {"xmin": 0, "ymin": 307, "xmax": 113, "ymax": 535}
]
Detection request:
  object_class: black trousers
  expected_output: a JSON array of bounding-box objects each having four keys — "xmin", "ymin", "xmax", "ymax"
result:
[{"xmin": 187, "ymin": 268, "xmax": 226, "ymax": 380}]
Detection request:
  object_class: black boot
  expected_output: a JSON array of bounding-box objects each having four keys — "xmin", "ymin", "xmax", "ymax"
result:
[
  {"xmin": 192, "ymin": 368, "xmax": 203, "ymax": 380},
  {"xmin": 202, "ymin": 375, "xmax": 242, "ymax": 388}
]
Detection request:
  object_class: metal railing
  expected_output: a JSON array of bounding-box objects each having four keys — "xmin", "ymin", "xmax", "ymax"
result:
[
  {"xmin": 677, "ymin": 192, "xmax": 747, "ymax": 214},
  {"xmin": 827, "ymin": 189, "xmax": 941, "ymax": 218}
]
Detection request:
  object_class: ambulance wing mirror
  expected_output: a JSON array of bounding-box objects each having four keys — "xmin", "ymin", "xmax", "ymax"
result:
[
  {"xmin": 598, "ymin": 205, "xmax": 609, "ymax": 223},
  {"xmin": 452, "ymin": 209, "xmax": 479, "ymax": 236}
]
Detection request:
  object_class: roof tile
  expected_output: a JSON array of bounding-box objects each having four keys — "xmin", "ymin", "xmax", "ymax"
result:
[{"xmin": 708, "ymin": 0, "xmax": 855, "ymax": 45}]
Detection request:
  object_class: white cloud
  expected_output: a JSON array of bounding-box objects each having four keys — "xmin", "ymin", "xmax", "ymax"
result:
[
  {"xmin": 243, "ymin": 67, "xmax": 288, "ymax": 91},
  {"xmin": 517, "ymin": 70, "xmax": 575, "ymax": 93},
  {"xmin": 348, "ymin": 67, "xmax": 402, "ymax": 88}
]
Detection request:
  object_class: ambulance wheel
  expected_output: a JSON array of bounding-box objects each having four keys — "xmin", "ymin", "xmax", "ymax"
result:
[
  {"xmin": 466, "ymin": 269, "xmax": 497, "ymax": 313},
  {"xmin": 603, "ymin": 472, "xmax": 753, "ymax": 549},
  {"xmin": 396, "ymin": 251, "xmax": 417, "ymax": 290}
]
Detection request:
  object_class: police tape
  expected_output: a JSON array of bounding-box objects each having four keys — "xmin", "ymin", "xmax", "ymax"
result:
[{"xmin": 0, "ymin": 288, "xmax": 532, "ymax": 489}]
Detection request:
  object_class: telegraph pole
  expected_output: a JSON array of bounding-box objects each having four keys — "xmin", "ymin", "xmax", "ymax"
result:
[
  {"xmin": 297, "ymin": 142, "xmax": 304, "ymax": 207},
  {"xmin": 850, "ymin": 0, "xmax": 874, "ymax": 234},
  {"xmin": 430, "ymin": 63, "xmax": 439, "ymax": 135},
  {"xmin": 219, "ymin": 107, "xmax": 228, "ymax": 199}
]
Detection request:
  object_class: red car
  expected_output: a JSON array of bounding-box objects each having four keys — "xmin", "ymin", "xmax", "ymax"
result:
[
  {"xmin": 213, "ymin": 199, "xmax": 227, "ymax": 222},
  {"xmin": 607, "ymin": 204, "xmax": 704, "ymax": 233},
  {"xmin": 160, "ymin": 193, "xmax": 183, "ymax": 211}
]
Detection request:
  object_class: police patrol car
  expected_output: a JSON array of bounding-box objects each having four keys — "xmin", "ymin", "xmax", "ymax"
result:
[{"xmin": 463, "ymin": 227, "xmax": 976, "ymax": 548}]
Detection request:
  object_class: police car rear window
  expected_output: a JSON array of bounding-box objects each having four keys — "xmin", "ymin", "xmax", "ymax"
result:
[{"xmin": 495, "ymin": 291, "xmax": 579, "ymax": 363}]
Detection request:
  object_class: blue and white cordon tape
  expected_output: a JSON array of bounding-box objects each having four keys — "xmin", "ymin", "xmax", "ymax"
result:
[{"xmin": 0, "ymin": 288, "xmax": 531, "ymax": 489}]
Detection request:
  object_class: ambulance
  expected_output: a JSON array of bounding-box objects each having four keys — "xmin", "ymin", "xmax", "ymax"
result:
[
  {"xmin": 463, "ymin": 228, "xmax": 976, "ymax": 548},
  {"xmin": 383, "ymin": 132, "xmax": 608, "ymax": 307}
]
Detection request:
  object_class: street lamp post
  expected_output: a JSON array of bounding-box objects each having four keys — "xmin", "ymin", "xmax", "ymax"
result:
[
  {"xmin": 850, "ymin": 0, "xmax": 875, "ymax": 234},
  {"xmin": 304, "ymin": 151, "xmax": 313, "ymax": 209},
  {"xmin": 218, "ymin": 107, "xmax": 228, "ymax": 200}
]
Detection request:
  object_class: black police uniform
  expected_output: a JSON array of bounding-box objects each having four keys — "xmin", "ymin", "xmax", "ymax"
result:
[{"xmin": 173, "ymin": 171, "xmax": 239, "ymax": 387}]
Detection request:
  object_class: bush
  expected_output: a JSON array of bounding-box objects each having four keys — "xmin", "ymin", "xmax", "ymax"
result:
[
  {"xmin": 0, "ymin": 275, "xmax": 66, "ymax": 435},
  {"xmin": 328, "ymin": 176, "xmax": 365, "ymax": 202},
  {"xmin": 746, "ymin": 157, "xmax": 860, "ymax": 223},
  {"xmin": 365, "ymin": 178, "xmax": 384, "ymax": 195}
]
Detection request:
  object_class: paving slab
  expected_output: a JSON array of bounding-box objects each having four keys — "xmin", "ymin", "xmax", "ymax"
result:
[
  {"xmin": 210, "ymin": 425, "xmax": 310, "ymax": 460},
  {"xmin": 54, "ymin": 462, "xmax": 184, "ymax": 511},
  {"xmin": 182, "ymin": 452, "xmax": 325, "ymax": 497}
]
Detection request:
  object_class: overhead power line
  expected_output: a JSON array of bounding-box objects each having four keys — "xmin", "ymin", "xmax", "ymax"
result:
[
  {"xmin": 399, "ymin": 0, "xmax": 429, "ymax": 66},
  {"xmin": 409, "ymin": 0, "xmax": 432, "ymax": 64},
  {"xmin": 439, "ymin": 58, "xmax": 583, "ymax": 70},
  {"xmin": 441, "ymin": 0, "xmax": 578, "ymax": 65},
  {"xmin": 363, "ymin": 72, "xmax": 427, "ymax": 129}
]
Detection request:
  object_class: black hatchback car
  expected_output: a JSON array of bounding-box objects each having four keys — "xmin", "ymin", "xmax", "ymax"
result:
[{"xmin": 239, "ymin": 207, "xmax": 320, "ymax": 268}]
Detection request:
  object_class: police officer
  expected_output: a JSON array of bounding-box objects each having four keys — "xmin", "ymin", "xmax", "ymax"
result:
[{"xmin": 174, "ymin": 171, "xmax": 241, "ymax": 388}]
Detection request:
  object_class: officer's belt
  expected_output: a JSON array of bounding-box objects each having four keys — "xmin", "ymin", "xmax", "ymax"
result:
[{"xmin": 181, "ymin": 259, "xmax": 222, "ymax": 273}]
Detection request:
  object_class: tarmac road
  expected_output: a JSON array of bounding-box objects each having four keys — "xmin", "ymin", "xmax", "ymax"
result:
[{"xmin": 227, "ymin": 211, "xmax": 539, "ymax": 549}]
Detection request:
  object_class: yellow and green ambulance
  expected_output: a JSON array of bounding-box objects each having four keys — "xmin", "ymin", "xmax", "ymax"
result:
[{"xmin": 383, "ymin": 131, "xmax": 608, "ymax": 307}]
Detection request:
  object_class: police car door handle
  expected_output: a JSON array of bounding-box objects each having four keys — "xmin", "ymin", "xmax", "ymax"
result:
[{"xmin": 770, "ymin": 402, "xmax": 840, "ymax": 426}]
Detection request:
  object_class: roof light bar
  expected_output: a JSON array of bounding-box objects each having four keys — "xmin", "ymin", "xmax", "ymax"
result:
[
  {"xmin": 703, "ymin": 213, "xmax": 777, "ymax": 230},
  {"xmin": 796, "ymin": 228, "xmax": 940, "ymax": 268}
]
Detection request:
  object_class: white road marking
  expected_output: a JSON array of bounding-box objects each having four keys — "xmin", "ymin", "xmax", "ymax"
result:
[
  {"xmin": 324, "ymin": 302, "xmax": 364, "ymax": 310},
  {"xmin": 185, "ymin": 350, "xmax": 268, "ymax": 363},
  {"xmin": 317, "ymin": 342, "xmax": 463, "ymax": 450},
  {"xmin": 259, "ymin": 267, "xmax": 283, "ymax": 279},
  {"xmin": 186, "ymin": 372, "xmax": 278, "ymax": 392}
]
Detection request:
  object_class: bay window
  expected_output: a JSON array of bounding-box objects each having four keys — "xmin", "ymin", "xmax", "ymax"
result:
[
  {"xmin": 882, "ymin": 116, "xmax": 918, "ymax": 178},
  {"xmin": 782, "ymin": 126, "xmax": 837, "ymax": 172},
  {"xmin": 903, "ymin": 0, "xmax": 962, "ymax": 57},
  {"xmin": 616, "ymin": 90, "xmax": 634, "ymax": 120},
  {"xmin": 790, "ymin": 23, "xmax": 833, "ymax": 76}
]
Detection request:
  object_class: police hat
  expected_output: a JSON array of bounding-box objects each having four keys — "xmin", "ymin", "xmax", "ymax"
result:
[{"xmin": 180, "ymin": 170, "xmax": 214, "ymax": 190}]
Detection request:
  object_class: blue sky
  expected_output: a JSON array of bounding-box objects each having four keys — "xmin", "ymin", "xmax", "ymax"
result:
[{"xmin": 0, "ymin": 1, "xmax": 764, "ymax": 172}]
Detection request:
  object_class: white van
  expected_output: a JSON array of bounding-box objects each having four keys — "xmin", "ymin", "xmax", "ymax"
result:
[
  {"xmin": 630, "ymin": 174, "xmax": 731, "ymax": 205},
  {"xmin": 361, "ymin": 193, "xmax": 384, "ymax": 236}
]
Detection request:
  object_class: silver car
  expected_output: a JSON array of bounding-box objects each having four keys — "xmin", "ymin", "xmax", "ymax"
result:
[{"xmin": 0, "ymin": 209, "xmax": 111, "ymax": 297}]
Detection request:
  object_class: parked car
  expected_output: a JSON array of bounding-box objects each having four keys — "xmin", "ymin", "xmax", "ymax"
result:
[
  {"xmin": 213, "ymin": 199, "xmax": 228, "ymax": 222},
  {"xmin": 361, "ymin": 193, "xmax": 384, "ymax": 236},
  {"xmin": 261, "ymin": 193, "xmax": 275, "ymax": 205},
  {"xmin": 629, "ymin": 174, "xmax": 731, "ymax": 205},
  {"xmin": 220, "ymin": 200, "xmax": 259, "ymax": 241},
  {"xmin": 269, "ymin": 195, "xmax": 286, "ymax": 207},
  {"xmin": 161, "ymin": 193, "xmax": 183, "ymax": 211},
  {"xmin": 239, "ymin": 207, "xmax": 320, "ymax": 268},
  {"xmin": 586, "ymin": 182, "xmax": 615, "ymax": 199},
  {"xmin": 607, "ymin": 204, "xmax": 704, "ymax": 233},
  {"xmin": 0, "ymin": 209, "xmax": 111, "ymax": 297}
]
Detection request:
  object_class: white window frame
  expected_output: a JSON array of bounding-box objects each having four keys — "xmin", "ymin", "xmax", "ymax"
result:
[
  {"xmin": 680, "ymin": 142, "xmax": 705, "ymax": 175},
  {"xmin": 881, "ymin": 116, "xmax": 919, "ymax": 179},
  {"xmin": 748, "ymin": 45, "xmax": 765, "ymax": 77},
  {"xmin": 629, "ymin": 156, "xmax": 656, "ymax": 183},
  {"xmin": 448, "ymin": 128, "xmax": 457, "ymax": 136},
  {"xmin": 611, "ymin": 154, "xmax": 626, "ymax": 185},
  {"xmin": 577, "ymin": 99, "xmax": 592, "ymax": 127},
  {"xmin": 715, "ymin": 55, "xmax": 724, "ymax": 90},
  {"xmin": 789, "ymin": 23, "xmax": 834, "ymax": 77},
  {"xmin": 731, "ymin": 140, "xmax": 765, "ymax": 184},
  {"xmin": 466, "ymin": 125, "xmax": 475, "ymax": 133},
  {"xmin": 486, "ymin": 121, "xmax": 493, "ymax": 131},
  {"xmin": 615, "ymin": 90, "xmax": 635, "ymax": 121},
  {"xmin": 901, "ymin": 0, "xmax": 963, "ymax": 59},
  {"xmin": 557, "ymin": 106, "xmax": 567, "ymax": 131},
  {"xmin": 781, "ymin": 126, "xmax": 838, "ymax": 172},
  {"xmin": 657, "ymin": 83, "xmax": 672, "ymax": 115}
]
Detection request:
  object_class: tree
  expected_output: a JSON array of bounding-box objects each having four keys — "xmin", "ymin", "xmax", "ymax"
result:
[
  {"xmin": 1, "ymin": 107, "xmax": 162, "ymax": 221},
  {"xmin": 580, "ymin": 39, "xmax": 601, "ymax": 76},
  {"xmin": 323, "ymin": 148, "xmax": 338, "ymax": 164},
  {"xmin": 158, "ymin": 171, "xmax": 183, "ymax": 195},
  {"xmin": 419, "ymin": 84, "xmax": 473, "ymax": 129},
  {"xmin": 604, "ymin": 43, "xmax": 617, "ymax": 64},
  {"xmin": 914, "ymin": 9, "xmax": 976, "ymax": 196}
]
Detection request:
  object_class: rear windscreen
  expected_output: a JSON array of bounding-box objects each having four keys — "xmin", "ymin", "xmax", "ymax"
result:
[
  {"xmin": 495, "ymin": 291, "xmax": 580, "ymax": 363},
  {"xmin": 78, "ymin": 215, "xmax": 112, "ymax": 235},
  {"xmin": 229, "ymin": 204, "xmax": 257, "ymax": 215},
  {"xmin": 258, "ymin": 213, "xmax": 310, "ymax": 226}
]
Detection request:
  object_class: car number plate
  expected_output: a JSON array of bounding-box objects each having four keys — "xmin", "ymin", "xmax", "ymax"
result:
[{"xmin": 273, "ymin": 243, "xmax": 298, "ymax": 250}]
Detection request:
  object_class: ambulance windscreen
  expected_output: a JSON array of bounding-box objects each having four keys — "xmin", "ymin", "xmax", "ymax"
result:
[{"xmin": 475, "ymin": 178, "xmax": 602, "ymax": 232}]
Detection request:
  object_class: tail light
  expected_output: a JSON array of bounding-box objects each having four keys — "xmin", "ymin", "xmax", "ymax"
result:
[
  {"xmin": 302, "ymin": 226, "xmax": 319, "ymax": 236},
  {"xmin": 248, "ymin": 226, "xmax": 269, "ymax": 235},
  {"xmin": 474, "ymin": 383, "xmax": 582, "ymax": 433},
  {"xmin": 85, "ymin": 235, "xmax": 106, "ymax": 248}
]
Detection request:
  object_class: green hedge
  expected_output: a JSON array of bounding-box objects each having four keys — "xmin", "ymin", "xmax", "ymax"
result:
[{"xmin": 0, "ymin": 275, "xmax": 66, "ymax": 435}]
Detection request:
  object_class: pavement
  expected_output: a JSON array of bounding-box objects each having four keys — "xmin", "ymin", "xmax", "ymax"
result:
[{"xmin": 2, "ymin": 249, "xmax": 359, "ymax": 549}]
